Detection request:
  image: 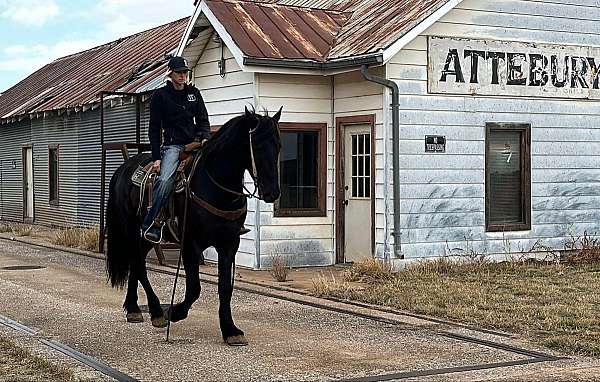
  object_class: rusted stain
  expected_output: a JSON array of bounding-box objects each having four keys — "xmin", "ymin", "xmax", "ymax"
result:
[
  {"xmin": 207, "ymin": 0, "xmax": 451, "ymax": 61},
  {"xmin": 0, "ymin": 18, "xmax": 188, "ymax": 121}
]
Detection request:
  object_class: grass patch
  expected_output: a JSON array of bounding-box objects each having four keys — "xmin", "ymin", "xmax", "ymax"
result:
[
  {"xmin": 312, "ymin": 257, "xmax": 600, "ymax": 357},
  {"xmin": 0, "ymin": 335, "xmax": 83, "ymax": 381},
  {"xmin": 0, "ymin": 223, "xmax": 34, "ymax": 236},
  {"xmin": 52, "ymin": 228, "xmax": 99, "ymax": 252}
]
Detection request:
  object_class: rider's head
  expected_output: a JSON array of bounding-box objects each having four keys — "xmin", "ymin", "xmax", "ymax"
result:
[{"xmin": 166, "ymin": 56, "xmax": 191, "ymax": 87}]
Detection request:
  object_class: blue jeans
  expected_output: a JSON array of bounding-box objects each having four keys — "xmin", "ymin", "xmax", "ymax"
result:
[{"xmin": 142, "ymin": 145, "xmax": 183, "ymax": 230}]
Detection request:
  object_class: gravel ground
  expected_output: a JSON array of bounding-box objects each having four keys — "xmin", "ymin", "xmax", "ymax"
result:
[{"xmin": 0, "ymin": 238, "xmax": 599, "ymax": 381}]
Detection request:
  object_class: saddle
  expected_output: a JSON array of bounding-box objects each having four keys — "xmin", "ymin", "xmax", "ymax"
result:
[{"xmin": 131, "ymin": 145, "xmax": 201, "ymax": 242}]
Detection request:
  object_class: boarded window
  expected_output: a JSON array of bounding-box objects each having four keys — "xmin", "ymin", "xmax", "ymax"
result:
[
  {"xmin": 275, "ymin": 123, "xmax": 326, "ymax": 217},
  {"xmin": 485, "ymin": 123, "xmax": 531, "ymax": 231},
  {"xmin": 49, "ymin": 146, "xmax": 59, "ymax": 205}
]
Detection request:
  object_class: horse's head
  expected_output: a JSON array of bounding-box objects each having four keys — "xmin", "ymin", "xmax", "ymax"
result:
[{"xmin": 245, "ymin": 106, "xmax": 282, "ymax": 203}]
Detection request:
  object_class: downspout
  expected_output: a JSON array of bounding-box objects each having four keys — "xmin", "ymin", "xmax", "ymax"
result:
[{"xmin": 361, "ymin": 65, "xmax": 403, "ymax": 259}]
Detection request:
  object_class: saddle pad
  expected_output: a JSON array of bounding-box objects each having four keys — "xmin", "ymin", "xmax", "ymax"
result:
[{"xmin": 131, "ymin": 165, "xmax": 147, "ymax": 187}]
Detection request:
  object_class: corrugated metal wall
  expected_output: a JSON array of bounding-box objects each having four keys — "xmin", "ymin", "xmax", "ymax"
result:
[
  {"xmin": 78, "ymin": 100, "xmax": 150, "ymax": 226},
  {"xmin": 0, "ymin": 119, "xmax": 31, "ymax": 222},
  {"xmin": 0, "ymin": 99, "xmax": 149, "ymax": 228},
  {"xmin": 31, "ymin": 114, "xmax": 79, "ymax": 226}
]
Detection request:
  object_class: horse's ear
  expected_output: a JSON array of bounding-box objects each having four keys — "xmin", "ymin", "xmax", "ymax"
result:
[
  {"xmin": 273, "ymin": 106, "xmax": 283, "ymax": 123},
  {"xmin": 245, "ymin": 106, "xmax": 252, "ymax": 118}
]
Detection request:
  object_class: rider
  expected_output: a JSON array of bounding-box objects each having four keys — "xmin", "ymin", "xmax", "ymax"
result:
[{"xmin": 141, "ymin": 56, "xmax": 210, "ymax": 243}]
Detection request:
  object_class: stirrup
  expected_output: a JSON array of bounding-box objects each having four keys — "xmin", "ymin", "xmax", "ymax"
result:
[{"xmin": 142, "ymin": 224, "xmax": 164, "ymax": 244}]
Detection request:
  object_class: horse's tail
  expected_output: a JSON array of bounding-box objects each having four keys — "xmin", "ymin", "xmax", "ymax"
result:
[{"xmin": 105, "ymin": 168, "xmax": 133, "ymax": 289}]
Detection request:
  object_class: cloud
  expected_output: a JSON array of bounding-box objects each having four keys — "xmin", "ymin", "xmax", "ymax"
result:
[
  {"xmin": 94, "ymin": 0, "xmax": 193, "ymax": 38},
  {"xmin": 1, "ymin": 39, "xmax": 97, "ymax": 73},
  {"xmin": 0, "ymin": 0, "xmax": 60, "ymax": 27}
]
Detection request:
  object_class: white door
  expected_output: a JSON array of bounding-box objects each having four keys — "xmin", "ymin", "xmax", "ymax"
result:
[
  {"xmin": 23, "ymin": 148, "xmax": 34, "ymax": 220},
  {"xmin": 343, "ymin": 125, "xmax": 372, "ymax": 262}
]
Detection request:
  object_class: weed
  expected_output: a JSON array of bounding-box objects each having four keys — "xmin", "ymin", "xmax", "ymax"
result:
[{"xmin": 269, "ymin": 253, "xmax": 290, "ymax": 282}]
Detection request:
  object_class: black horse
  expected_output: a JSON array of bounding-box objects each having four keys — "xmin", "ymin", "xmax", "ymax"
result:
[{"xmin": 105, "ymin": 107, "xmax": 281, "ymax": 346}]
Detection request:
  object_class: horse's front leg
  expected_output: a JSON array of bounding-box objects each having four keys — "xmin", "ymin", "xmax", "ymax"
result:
[
  {"xmin": 167, "ymin": 240, "xmax": 204, "ymax": 323},
  {"xmin": 217, "ymin": 240, "xmax": 247, "ymax": 346}
]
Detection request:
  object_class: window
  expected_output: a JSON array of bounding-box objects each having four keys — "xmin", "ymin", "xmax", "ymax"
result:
[
  {"xmin": 350, "ymin": 133, "xmax": 371, "ymax": 199},
  {"xmin": 275, "ymin": 123, "xmax": 327, "ymax": 217},
  {"xmin": 49, "ymin": 145, "xmax": 59, "ymax": 205},
  {"xmin": 485, "ymin": 123, "xmax": 531, "ymax": 231}
]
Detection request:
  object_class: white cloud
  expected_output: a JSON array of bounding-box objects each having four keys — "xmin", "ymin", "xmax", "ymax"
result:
[
  {"xmin": 94, "ymin": 0, "xmax": 193, "ymax": 39},
  {"xmin": 0, "ymin": 0, "xmax": 60, "ymax": 27},
  {"xmin": 1, "ymin": 39, "xmax": 98, "ymax": 74}
]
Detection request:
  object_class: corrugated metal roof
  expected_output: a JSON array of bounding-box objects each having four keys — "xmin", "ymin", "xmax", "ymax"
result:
[
  {"xmin": 205, "ymin": 0, "xmax": 451, "ymax": 61},
  {"xmin": 205, "ymin": 0, "xmax": 350, "ymax": 62},
  {"xmin": 0, "ymin": 18, "xmax": 188, "ymax": 122}
]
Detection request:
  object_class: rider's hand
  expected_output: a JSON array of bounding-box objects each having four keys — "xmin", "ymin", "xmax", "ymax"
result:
[{"xmin": 152, "ymin": 160, "xmax": 161, "ymax": 173}]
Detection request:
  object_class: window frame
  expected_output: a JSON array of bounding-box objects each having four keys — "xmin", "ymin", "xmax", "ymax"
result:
[
  {"xmin": 485, "ymin": 123, "xmax": 531, "ymax": 232},
  {"xmin": 274, "ymin": 122, "xmax": 327, "ymax": 218},
  {"xmin": 48, "ymin": 144, "xmax": 59, "ymax": 206}
]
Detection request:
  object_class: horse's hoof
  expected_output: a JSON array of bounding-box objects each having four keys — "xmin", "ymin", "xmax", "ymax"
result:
[
  {"xmin": 225, "ymin": 335, "xmax": 248, "ymax": 347},
  {"xmin": 151, "ymin": 317, "xmax": 168, "ymax": 328},
  {"xmin": 126, "ymin": 313, "xmax": 144, "ymax": 323}
]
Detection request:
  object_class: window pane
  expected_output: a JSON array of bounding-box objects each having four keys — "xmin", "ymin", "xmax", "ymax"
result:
[
  {"xmin": 280, "ymin": 131, "xmax": 319, "ymax": 210},
  {"xmin": 49, "ymin": 148, "xmax": 58, "ymax": 202},
  {"xmin": 488, "ymin": 130, "xmax": 522, "ymax": 224}
]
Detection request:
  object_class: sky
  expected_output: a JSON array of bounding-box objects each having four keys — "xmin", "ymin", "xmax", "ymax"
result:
[{"xmin": 0, "ymin": 0, "xmax": 196, "ymax": 92}]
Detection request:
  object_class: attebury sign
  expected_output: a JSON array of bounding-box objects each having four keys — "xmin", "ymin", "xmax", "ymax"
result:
[{"xmin": 428, "ymin": 37, "xmax": 600, "ymax": 99}]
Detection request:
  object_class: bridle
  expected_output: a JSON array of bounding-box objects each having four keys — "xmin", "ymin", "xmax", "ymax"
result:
[{"xmin": 203, "ymin": 118, "xmax": 264, "ymax": 201}]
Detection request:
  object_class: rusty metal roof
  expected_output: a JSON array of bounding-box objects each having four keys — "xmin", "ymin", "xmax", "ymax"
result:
[
  {"xmin": 205, "ymin": 0, "xmax": 350, "ymax": 62},
  {"xmin": 204, "ymin": 0, "xmax": 451, "ymax": 61},
  {"xmin": 0, "ymin": 18, "xmax": 188, "ymax": 122}
]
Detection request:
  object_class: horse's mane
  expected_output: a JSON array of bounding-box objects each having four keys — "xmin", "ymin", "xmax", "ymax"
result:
[{"xmin": 200, "ymin": 113, "xmax": 250, "ymax": 163}]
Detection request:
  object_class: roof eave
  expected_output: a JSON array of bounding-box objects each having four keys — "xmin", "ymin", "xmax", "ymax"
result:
[
  {"xmin": 381, "ymin": 0, "xmax": 464, "ymax": 63},
  {"xmin": 243, "ymin": 54, "xmax": 384, "ymax": 72}
]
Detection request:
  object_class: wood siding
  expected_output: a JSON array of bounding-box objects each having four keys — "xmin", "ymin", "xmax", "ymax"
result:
[
  {"xmin": 334, "ymin": 70, "xmax": 386, "ymax": 260},
  {"xmin": 257, "ymin": 73, "xmax": 335, "ymax": 267},
  {"xmin": 192, "ymin": 34, "xmax": 257, "ymax": 267},
  {"xmin": 386, "ymin": 0, "xmax": 600, "ymax": 259}
]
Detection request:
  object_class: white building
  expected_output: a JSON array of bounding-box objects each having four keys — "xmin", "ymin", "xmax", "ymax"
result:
[{"xmin": 178, "ymin": 0, "xmax": 599, "ymax": 269}]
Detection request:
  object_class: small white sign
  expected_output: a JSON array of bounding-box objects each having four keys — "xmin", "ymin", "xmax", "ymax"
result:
[{"xmin": 428, "ymin": 37, "xmax": 600, "ymax": 99}]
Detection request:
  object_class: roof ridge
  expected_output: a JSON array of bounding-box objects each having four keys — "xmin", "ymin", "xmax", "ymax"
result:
[{"xmin": 207, "ymin": 0, "xmax": 352, "ymax": 14}]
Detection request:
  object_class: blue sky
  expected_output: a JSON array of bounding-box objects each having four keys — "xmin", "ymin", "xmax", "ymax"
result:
[{"xmin": 0, "ymin": 0, "xmax": 195, "ymax": 92}]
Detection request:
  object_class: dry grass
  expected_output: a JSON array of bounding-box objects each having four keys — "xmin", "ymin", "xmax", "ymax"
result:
[
  {"xmin": 52, "ymin": 228, "xmax": 99, "ymax": 252},
  {"xmin": 269, "ymin": 254, "xmax": 290, "ymax": 282},
  {"xmin": 344, "ymin": 257, "xmax": 395, "ymax": 283},
  {"xmin": 0, "ymin": 223, "xmax": 34, "ymax": 236},
  {"xmin": 312, "ymin": 256, "xmax": 600, "ymax": 357},
  {"xmin": 0, "ymin": 223, "xmax": 11, "ymax": 233},
  {"xmin": 0, "ymin": 335, "xmax": 84, "ymax": 381}
]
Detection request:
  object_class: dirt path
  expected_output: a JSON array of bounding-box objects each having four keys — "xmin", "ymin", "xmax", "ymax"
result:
[{"xmin": 0, "ymin": 238, "xmax": 599, "ymax": 381}]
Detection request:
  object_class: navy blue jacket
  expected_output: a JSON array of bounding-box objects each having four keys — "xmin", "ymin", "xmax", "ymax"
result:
[{"xmin": 148, "ymin": 81, "xmax": 211, "ymax": 160}]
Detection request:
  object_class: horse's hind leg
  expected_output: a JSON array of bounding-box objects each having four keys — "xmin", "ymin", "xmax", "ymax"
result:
[
  {"xmin": 123, "ymin": 273, "xmax": 143, "ymax": 323},
  {"xmin": 136, "ymin": 242, "xmax": 167, "ymax": 328}
]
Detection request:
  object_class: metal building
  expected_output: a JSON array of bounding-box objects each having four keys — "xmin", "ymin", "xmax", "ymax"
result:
[{"xmin": 0, "ymin": 18, "xmax": 188, "ymax": 227}]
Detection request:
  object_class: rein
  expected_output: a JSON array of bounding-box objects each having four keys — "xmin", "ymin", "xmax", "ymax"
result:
[{"xmin": 203, "ymin": 119, "xmax": 263, "ymax": 201}]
